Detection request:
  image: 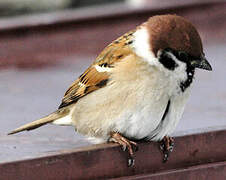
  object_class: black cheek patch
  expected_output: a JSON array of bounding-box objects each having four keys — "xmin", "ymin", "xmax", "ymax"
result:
[
  {"xmin": 180, "ymin": 65, "xmax": 195, "ymax": 92},
  {"xmin": 159, "ymin": 52, "xmax": 178, "ymax": 71}
]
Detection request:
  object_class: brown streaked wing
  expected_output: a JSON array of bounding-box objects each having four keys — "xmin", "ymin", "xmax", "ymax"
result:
[{"xmin": 58, "ymin": 30, "xmax": 135, "ymax": 109}]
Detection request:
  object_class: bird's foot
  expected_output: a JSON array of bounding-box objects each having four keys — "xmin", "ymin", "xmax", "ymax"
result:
[
  {"xmin": 159, "ymin": 136, "xmax": 174, "ymax": 163},
  {"xmin": 108, "ymin": 132, "xmax": 138, "ymax": 167}
]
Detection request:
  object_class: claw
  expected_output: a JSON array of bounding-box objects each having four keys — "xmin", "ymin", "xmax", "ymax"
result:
[
  {"xmin": 108, "ymin": 132, "xmax": 138, "ymax": 167},
  {"xmin": 121, "ymin": 145, "xmax": 127, "ymax": 151},
  {"xmin": 160, "ymin": 143, "xmax": 164, "ymax": 151},
  {"xmin": 128, "ymin": 157, "xmax": 135, "ymax": 167},
  {"xmin": 163, "ymin": 152, "xmax": 169, "ymax": 163},
  {"xmin": 159, "ymin": 136, "xmax": 174, "ymax": 162}
]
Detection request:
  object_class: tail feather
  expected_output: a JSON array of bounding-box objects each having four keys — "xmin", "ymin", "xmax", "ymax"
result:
[{"xmin": 8, "ymin": 108, "xmax": 70, "ymax": 135}]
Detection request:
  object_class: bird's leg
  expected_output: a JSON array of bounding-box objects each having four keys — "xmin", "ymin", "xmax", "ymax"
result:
[
  {"xmin": 159, "ymin": 136, "xmax": 174, "ymax": 162},
  {"xmin": 108, "ymin": 132, "xmax": 138, "ymax": 167}
]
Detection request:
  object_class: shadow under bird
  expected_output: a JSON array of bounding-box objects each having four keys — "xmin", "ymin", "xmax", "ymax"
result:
[{"xmin": 9, "ymin": 14, "xmax": 212, "ymax": 167}]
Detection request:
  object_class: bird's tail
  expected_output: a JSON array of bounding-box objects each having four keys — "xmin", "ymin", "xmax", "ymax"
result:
[{"xmin": 8, "ymin": 108, "xmax": 70, "ymax": 135}]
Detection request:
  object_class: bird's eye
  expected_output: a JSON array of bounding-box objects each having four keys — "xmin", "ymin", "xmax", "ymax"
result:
[{"xmin": 178, "ymin": 51, "xmax": 188, "ymax": 61}]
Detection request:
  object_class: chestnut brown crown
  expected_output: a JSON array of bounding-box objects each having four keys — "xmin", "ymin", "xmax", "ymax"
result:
[{"xmin": 147, "ymin": 15, "xmax": 203, "ymax": 58}]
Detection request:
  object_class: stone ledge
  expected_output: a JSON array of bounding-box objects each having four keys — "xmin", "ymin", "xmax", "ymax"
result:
[{"xmin": 1, "ymin": 129, "xmax": 225, "ymax": 179}]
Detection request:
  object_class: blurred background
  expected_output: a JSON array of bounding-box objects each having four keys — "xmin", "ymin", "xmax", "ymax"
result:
[
  {"xmin": 0, "ymin": 0, "xmax": 225, "ymax": 163},
  {"xmin": 0, "ymin": 0, "xmax": 124, "ymax": 16},
  {"xmin": 0, "ymin": 0, "xmax": 124, "ymax": 17}
]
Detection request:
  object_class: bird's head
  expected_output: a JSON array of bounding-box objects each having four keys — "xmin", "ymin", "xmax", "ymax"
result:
[{"xmin": 133, "ymin": 14, "xmax": 212, "ymax": 72}]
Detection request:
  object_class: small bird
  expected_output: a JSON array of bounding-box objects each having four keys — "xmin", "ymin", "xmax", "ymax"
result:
[{"xmin": 8, "ymin": 14, "xmax": 212, "ymax": 166}]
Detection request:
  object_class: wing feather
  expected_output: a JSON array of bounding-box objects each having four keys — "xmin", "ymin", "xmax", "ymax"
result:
[{"xmin": 59, "ymin": 30, "xmax": 135, "ymax": 109}]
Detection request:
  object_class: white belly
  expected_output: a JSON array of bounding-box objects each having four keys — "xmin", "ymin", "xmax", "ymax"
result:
[
  {"xmin": 148, "ymin": 88, "xmax": 191, "ymax": 141},
  {"xmin": 114, "ymin": 85, "xmax": 191, "ymax": 141},
  {"xmin": 69, "ymin": 57, "xmax": 191, "ymax": 142},
  {"xmin": 114, "ymin": 89, "xmax": 169, "ymax": 140}
]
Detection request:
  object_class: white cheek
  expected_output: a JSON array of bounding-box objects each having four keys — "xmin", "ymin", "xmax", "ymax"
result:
[
  {"xmin": 133, "ymin": 27, "xmax": 159, "ymax": 66},
  {"xmin": 174, "ymin": 61, "xmax": 187, "ymax": 80},
  {"xmin": 133, "ymin": 26, "xmax": 188, "ymax": 94},
  {"xmin": 169, "ymin": 54, "xmax": 188, "ymax": 83}
]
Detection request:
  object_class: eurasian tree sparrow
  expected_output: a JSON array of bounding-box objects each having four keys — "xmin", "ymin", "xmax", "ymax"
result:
[{"xmin": 9, "ymin": 15, "xmax": 212, "ymax": 166}]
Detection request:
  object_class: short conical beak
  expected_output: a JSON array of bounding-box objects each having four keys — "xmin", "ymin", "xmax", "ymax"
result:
[{"xmin": 190, "ymin": 56, "xmax": 212, "ymax": 71}]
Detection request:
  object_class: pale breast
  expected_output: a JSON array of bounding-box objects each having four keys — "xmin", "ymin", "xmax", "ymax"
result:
[
  {"xmin": 148, "ymin": 87, "xmax": 191, "ymax": 141},
  {"xmin": 112, "ymin": 59, "xmax": 170, "ymax": 139},
  {"xmin": 71, "ymin": 55, "xmax": 174, "ymax": 140}
]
